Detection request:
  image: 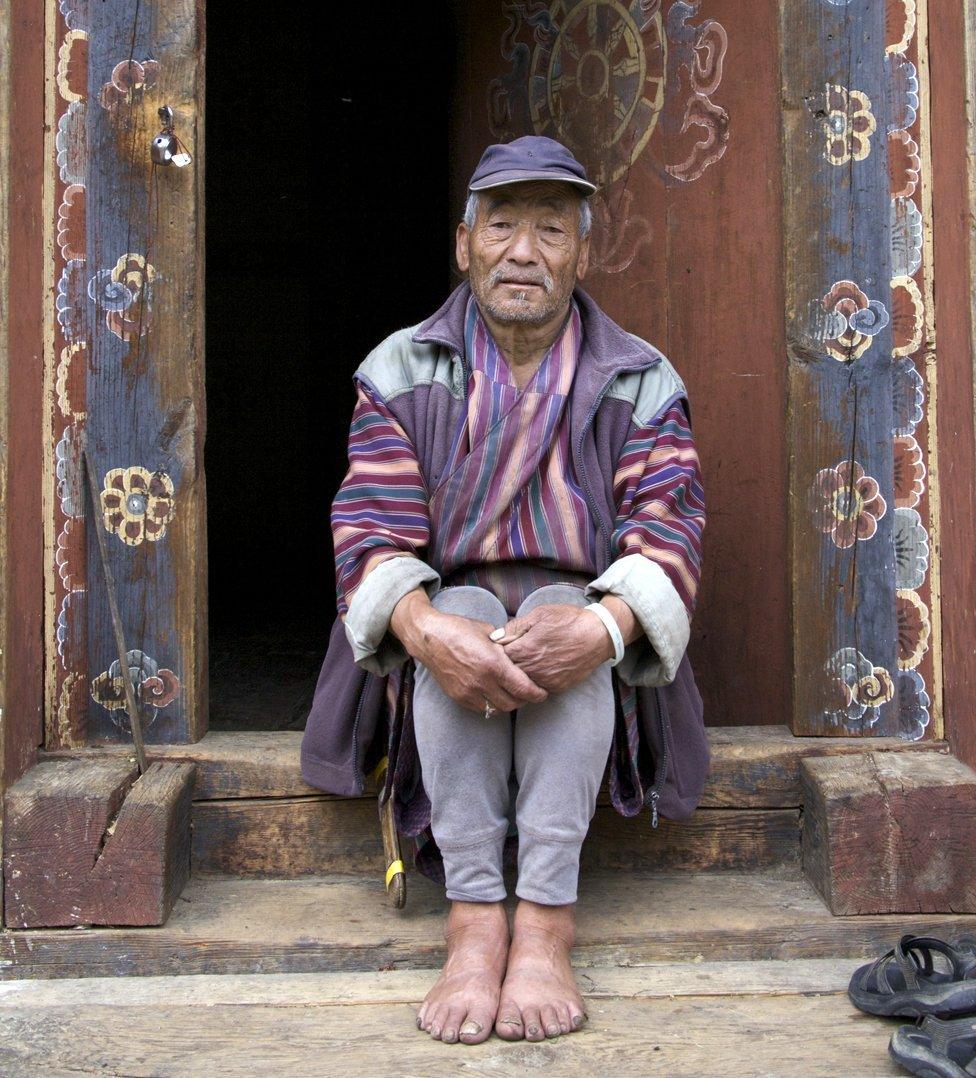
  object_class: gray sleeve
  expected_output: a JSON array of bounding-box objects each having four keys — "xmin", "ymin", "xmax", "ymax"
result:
[
  {"xmin": 342, "ymin": 555, "xmax": 441, "ymax": 676},
  {"xmin": 583, "ymin": 552, "xmax": 691, "ymax": 687}
]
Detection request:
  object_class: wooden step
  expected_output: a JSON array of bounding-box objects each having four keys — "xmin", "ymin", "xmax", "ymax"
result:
[
  {"xmin": 3, "ymin": 868, "xmax": 975, "ymax": 980},
  {"xmin": 41, "ymin": 728, "xmax": 947, "ymax": 880},
  {"xmin": 190, "ymin": 797, "xmax": 800, "ymax": 877},
  {"xmin": 0, "ymin": 960, "xmax": 903, "ymax": 1074},
  {"xmin": 43, "ymin": 725, "xmax": 947, "ymax": 805}
]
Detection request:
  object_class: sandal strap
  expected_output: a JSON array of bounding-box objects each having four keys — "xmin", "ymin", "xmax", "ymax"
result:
[
  {"xmin": 895, "ymin": 934, "xmax": 970, "ymax": 987},
  {"xmin": 920, "ymin": 1014, "xmax": 976, "ymax": 1062}
]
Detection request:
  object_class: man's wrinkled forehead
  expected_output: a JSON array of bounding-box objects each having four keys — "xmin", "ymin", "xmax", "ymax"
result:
[{"xmin": 481, "ymin": 182, "xmax": 579, "ymax": 215}]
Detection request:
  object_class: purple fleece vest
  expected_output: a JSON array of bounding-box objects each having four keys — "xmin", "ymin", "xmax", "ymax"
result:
[{"xmin": 300, "ymin": 282, "xmax": 710, "ymax": 822}]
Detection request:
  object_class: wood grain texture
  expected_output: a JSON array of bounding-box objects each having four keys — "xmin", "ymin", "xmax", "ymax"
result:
[
  {"xmin": 802, "ymin": 751, "xmax": 976, "ymax": 914},
  {"xmin": 780, "ymin": 0, "xmax": 899, "ymax": 735},
  {"xmin": 0, "ymin": 958, "xmax": 864, "ymax": 1006},
  {"xmin": 191, "ymin": 797, "xmax": 799, "ymax": 878},
  {"xmin": 3, "ymin": 758, "xmax": 194, "ymax": 927},
  {"xmin": 41, "ymin": 725, "xmax": 949, "ymax": 805},
  {"xmin": 450, "ymin": 1, "xmax": 788, "ymax": 729},
  {"xmin": 1, "ymin": 0, "xmax": 46, "ymax": 796},
  {"xmin": 3, "ymin": 869, "xmax": 976, "ymax": 980},
  {"xmin": 47, "ymin": 0, "xmax": 206, "ymax": 747},
  {"xmin": 0, "ymin": 991, "xmax": 903, "ymax": 1076},
  {"xmin": 929, "ymin": 0, "xmax": 976, "ymax": 769}
]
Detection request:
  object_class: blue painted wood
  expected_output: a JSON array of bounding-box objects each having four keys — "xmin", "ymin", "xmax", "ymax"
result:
[
  {"xmin": 77, "ymin": 0, "xmax": 203, "ymax": 743},
  {"xmin": 781, "ymin": 0, "xmax": 900, "ymax": 735}
]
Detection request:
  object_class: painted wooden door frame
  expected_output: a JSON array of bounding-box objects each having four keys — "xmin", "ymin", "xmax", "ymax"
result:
[
  {"xmin": 2, "ymin": 0, "xmax": 975, "ymax": 796},
  {"xmin": 928, "ymin": 0, "xmax": 976, "ymax": 771},
  {"xmin": 42, "ymin": 0, "xmax": 207, "ymax": 749}
]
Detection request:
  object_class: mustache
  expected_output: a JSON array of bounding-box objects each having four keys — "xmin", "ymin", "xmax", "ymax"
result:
[{"xmin": 487, "ymin": 267, "xmax": 554, "ymax": 293}]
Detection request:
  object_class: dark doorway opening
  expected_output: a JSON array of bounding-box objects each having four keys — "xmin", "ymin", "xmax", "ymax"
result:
[{"xmin": 205, "ymin": 8, "xmax": 454, "ymax": 729}]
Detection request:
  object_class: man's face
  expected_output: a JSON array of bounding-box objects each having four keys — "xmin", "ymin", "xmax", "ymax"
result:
[{"xmin": 456, "ymin": 180, "xmax": 590, "ymax": 326}]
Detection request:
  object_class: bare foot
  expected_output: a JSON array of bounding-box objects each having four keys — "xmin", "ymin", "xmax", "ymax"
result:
[
  {"xmin": 494, "ymin": 900, "xmax": 587, "ymax": 1041},
  {"xmin": 415, "ymin": 900, "xmax": 510, "ymax": 1045}
]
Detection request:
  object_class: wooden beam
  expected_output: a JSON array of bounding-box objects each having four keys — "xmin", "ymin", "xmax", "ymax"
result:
[
  {"xmin": 40, "ymin": 725, "xmax": 949, "ymax": 805},
  {"xmin": 802, "ymin": 751, "xmax": 976, "ymax": 914},
  {"xmin": 780, "ymin": 0, "xmax": 940, "ymax": 738},
  {"xmin": 45, "ymin": 0, "xmax": 208, "ymax": 746},
  {"xmin": 928, "ymin": 0, "xmax": 976, "ymax": 768},
  {"xmin": 3, "ymin": 870, "xmax": 976, "ymax": 979},
  {"xmin": 3, "ymin": 757, "xmax": 194, "ymax": 927}
]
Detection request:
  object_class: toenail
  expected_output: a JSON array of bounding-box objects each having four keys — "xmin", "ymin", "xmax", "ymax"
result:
[
  {"xmin": 546, "ymin": 1024, "xmax": 559, "ymax": 1037},
  {"xmin": 528, "ymin": 1025, "xmax": 540, "ymax": 1036},
  {"xmin": 460, "ymin": 1021, "xmax": 482, "ymax": 1036},
  {"xmin": 572, "ymin": 1015, "xmax": 584, "ymax": 1028},
  {"xmin": 444, "ymin": 1029, "xmax": 457, "ymax": 1042}
]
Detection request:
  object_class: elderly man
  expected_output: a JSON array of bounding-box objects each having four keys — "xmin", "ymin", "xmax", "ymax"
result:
[{"xmin": 301, "ymin": 135, "xmax": 708, "ymax": 1045}]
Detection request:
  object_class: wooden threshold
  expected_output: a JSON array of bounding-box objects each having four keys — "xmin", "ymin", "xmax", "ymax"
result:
[
  {"xmin": 0, "ymin": 961, "xmax": 902, "ymax": 1075},
  {"xmin": 41, "ymin": 725, "xmax": 949, "ymax": 807},
  {"xmin": 2, "ymin": 868, "xmax": 975, "ymax": 980}
]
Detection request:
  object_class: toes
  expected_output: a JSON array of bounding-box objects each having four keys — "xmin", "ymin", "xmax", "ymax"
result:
[
  {"xmin": 495, "ymin": 1003, "xmax": 525, "ymax": 1041},
  {"xmin": 555, "ymin": 1003, "xmax": 572, "ymax": 1035},
  {"xmin": 440, "ymin": 1006, "xmax": 464, "ymax": 1044},
  {"xmin": 570, "ymin": 1007, "xmax": 588, "ymax": 1030},
  {"xmin": 459, "ymin": 1005, "xmax": 494, "ymax": 1045},
  {"xmin": 522, "ymin": 1005, "xmax": 544, "ymax": 1042},
  {"xmin": 541, "ymin": 1004, "xmax": 561, "ymax": 1038}
]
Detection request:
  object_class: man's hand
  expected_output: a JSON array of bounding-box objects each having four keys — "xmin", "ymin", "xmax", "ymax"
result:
[
  {"xmin": 489, "ymin": 603, "xmax": 616, "ymax": 693},
  {"xmin": 390, "ymin": 589, "xmax": 549, "ymax": 713}
]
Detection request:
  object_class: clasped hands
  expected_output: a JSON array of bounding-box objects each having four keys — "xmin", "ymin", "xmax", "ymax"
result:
[{"xmin": 392, "ymin": 590, "xmax": 619, "ymax": 715}]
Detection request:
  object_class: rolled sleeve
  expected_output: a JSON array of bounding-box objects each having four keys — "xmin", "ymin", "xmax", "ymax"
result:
[
  {"xmin": 584, "ymin": 552, "xmax": 691, "ymax": 687},
  {"xmin": 342, "ymin": 555, "xmax": 441, "ymax": 676}
]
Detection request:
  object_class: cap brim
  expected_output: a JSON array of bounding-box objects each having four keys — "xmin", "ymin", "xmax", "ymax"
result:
[{"xmin": 468, "ymin": 168, "xmax": 597, "ymax": 196}]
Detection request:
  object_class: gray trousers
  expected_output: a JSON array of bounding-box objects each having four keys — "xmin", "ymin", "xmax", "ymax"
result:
[{"xmin": 412, "ymin": 583, "xmax": 616, "ymax": 905}]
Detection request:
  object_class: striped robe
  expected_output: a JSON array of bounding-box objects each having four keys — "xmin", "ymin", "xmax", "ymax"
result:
[{"xmin": 330, "ymin": 295, "xmax": 705, "ymax": 872}]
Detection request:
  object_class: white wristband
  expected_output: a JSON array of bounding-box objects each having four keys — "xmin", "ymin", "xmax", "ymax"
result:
[{"xmin": 584, "ymin": 602, "xmax": 625, "ymax": 666}]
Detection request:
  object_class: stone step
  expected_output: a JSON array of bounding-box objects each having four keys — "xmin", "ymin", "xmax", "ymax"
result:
[{"xmin": 3, "ymin": 868, "xmax": 975, "ymax": 980}]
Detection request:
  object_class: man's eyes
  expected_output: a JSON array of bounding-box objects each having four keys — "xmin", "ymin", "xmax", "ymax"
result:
[{"xmin": 486, "ymin": 221, "xmax": 565, "ymax": 235}]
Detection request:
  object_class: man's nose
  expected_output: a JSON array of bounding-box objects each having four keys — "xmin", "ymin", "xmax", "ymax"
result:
[{"xmin": 505, "ymin": 223, "xmax": 539, "ymax": 263}]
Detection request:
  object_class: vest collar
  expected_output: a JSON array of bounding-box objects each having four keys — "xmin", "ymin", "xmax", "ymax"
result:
[{"xmin": 411, "ymin": 279, "xmax": 661, "ymax": 381}]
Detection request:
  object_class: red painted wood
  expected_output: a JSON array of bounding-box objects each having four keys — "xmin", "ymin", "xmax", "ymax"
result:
[
  {"xmin": 929, "ymin": 0, "xmax": 976, "ymax": 768},
  {"xmin": 450, "ymin": 0, "xmax": 788, "ymax": 726},
  {"xmin": 3, "ymin": 0, "xmax": 45, "ymax": 784}
]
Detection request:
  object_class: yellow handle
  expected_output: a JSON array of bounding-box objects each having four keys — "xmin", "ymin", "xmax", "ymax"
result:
[
  {"xmin": 385, "ymin": 859, "xmax": 404, "ymax": 888},
  {"xmin": 370, "ymin": 755, "xmax": 389, "ymax": 785}
]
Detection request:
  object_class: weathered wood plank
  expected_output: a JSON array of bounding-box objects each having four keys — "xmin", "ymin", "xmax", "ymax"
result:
[
  {"xmin": 781, "ymin": 0, "xmax": 893, "ymax": 735},
  {"xmin": 802, "ymin": 751, "xmax": 976, "ymax": 914},
  {"xmin": 0, "ymin": 991, "xmax": 902, "ymax": 1076},
  {"xmin": 41, "ymin": 726, "xmax": 949, "ymax": 805},
  {"xmin": 3, "ymin": 870, "xmax": 976, "ymax": 980},
  {"xmin": 1, "ymin": 1, "xmax": 46, "ymax": 790},
  {"xmin": 3, "ymin": 758, "xmax": 194, "ymax": 927},
  {"xmin": 929, "ymin": 0, "xmax": 976, "ymax": 768},
  {"xmin": 0, "ymin": 958, "xmax": 863, "ymax": 1007},
  {"xmin": 191, "ymin": 797, "xmax": 799, "ymax": 878},
  {"xmin": 46, "ymin": 0, "xmax": 206, "ymax": 747}
]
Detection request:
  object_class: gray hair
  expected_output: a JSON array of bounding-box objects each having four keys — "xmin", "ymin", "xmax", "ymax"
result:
[{"xmin": 463, "ymin": 190, "xmax": 592, "ymax": 239}]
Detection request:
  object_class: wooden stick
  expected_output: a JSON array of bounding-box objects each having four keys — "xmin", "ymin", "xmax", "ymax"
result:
[
  {"xmin": 81, "ymin": 442, "xmax": 149, "ymax": 775},
  {"xmin": 372, "ymin": 757, "xmax": 406, "ymax": 909}
]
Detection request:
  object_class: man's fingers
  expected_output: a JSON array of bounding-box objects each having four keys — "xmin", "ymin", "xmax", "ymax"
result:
[
  {"xmin": 494, "ymin": 657, "xmax": 548, "ymax": 704},
  {"xmin": 488, "ymin": 616, "xmax": 530, "ymax": 645}
]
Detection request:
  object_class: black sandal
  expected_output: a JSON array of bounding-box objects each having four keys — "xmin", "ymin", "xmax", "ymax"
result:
[
  {"xmin": 848, "ymin": 935, "xmax": 976, "ymax": 1018},
  {"xmin": 890, "ymin": 1015, "xmax": 976, "ymax": 1076}
]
